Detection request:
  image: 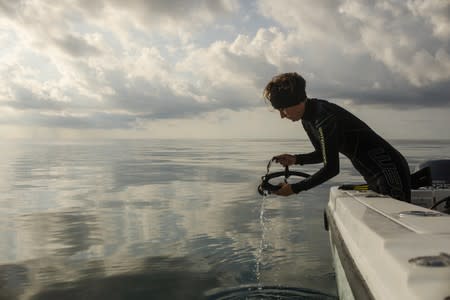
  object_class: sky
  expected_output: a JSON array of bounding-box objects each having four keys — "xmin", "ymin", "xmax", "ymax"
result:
[{"xmin": 0, "ymin": 0, "xmax": 449, "ymax": 140}]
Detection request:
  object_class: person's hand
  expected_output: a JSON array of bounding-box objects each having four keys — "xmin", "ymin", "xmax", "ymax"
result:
[
  {"xmin": 274, "ymin": 183, "xmax": 295, "ymax": 196},
  {"xmin": 273, "ymin": 154, "xmax": 296, "ymax": 167}
]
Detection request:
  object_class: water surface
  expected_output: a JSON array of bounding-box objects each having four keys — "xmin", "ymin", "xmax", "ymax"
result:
[{"xmin": 0, "ymin": 139, "xmax": 448, "ymax": 299}]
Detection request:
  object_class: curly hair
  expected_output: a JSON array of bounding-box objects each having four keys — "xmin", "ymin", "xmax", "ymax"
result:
[{"xmin": 263, "ymin": 72, "xmax": 307, "ymax": 109}]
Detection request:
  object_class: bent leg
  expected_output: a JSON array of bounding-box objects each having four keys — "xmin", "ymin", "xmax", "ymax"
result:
[
  {"xmin": 371, "ymin": 175, "xmax": 411, "ymax": 202},
  {"xmin": 367, "ymin": 149, "xmax": 411, "ymax": 202}
]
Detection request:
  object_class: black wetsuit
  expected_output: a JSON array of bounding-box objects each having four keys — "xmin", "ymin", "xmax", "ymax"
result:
[{"xmin": 291, "ymin": 98, "xmax": 411, "ymax": 202}]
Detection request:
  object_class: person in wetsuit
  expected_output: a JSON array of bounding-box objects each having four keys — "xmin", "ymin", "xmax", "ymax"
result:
[{"xmin": 263, "ymin": 72, "xmax": 411, "ymax": 202}]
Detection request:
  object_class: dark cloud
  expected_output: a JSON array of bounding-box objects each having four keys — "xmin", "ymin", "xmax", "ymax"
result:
[
  {"xmin": 26, "ymin": 112, "xmax": 137, "ymax": 129},
  {"xmin": 326, "ymin": 80, "xmax": 450, "ymax": 108},
  {"xmin": 52, "ymin": 34, "xmax": 101, "ymax": 57},
  {"xmin": 8, "ymin": 86, "xmax": 65, "ymax": 111},
  {"xmin": 107, "ymin": 82, "xmax": 222, "ymax": 120},
  {"xmin": 76, "ymin": 0, "xmax": 106, "ymax": 15},
  {"xmin": 108, "ymin": 0, "xmax": 236, "ymax": 18},
  {"xmin": 303, "ymin": 49, "xmax": 450, "ymax": 107},
  {"xmin": 0, "ymin": 0, "xmax": 21, "ymax": 17}
]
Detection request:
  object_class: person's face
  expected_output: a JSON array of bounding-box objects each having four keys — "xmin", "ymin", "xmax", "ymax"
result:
[{"xmin": 278, "ymin": 102, "xmax": 305, "ymax": 122}]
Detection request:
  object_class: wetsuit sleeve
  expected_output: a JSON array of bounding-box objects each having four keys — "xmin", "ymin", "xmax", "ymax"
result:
[
  {"xmin": 291, "ymin": 118, "xmax": 340, "ymax": 193},
  {"xmin": 295, "ymin": 123, "xmax": 323, "ymax": 165}
]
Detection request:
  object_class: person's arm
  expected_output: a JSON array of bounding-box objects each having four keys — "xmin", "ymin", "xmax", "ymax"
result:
[
  {"xmin": 291, "ymin": 119, "xmax": 340, "ymax": 193},
  {"xmin": 295, "ymin": 122, "xmax": 324, "ymax": 165},
  {"xmin": 295, "ymin": 151, "xmax": 322, "ymax": 165}
]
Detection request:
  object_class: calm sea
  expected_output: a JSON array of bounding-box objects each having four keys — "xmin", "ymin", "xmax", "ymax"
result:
[{"xmin": 0, "ymin": 139, "xmax": 449, "ymax": 300}]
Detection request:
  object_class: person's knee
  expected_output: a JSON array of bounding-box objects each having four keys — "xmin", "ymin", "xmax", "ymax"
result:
[{"xmin": 375, "ymin": 176, "xmax": 410, "ymax": 202}]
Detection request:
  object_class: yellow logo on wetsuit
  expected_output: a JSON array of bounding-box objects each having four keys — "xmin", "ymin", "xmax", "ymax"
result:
[{"xmin": 319, "ymin": 127, "xmax": 327, "ymax": 165}]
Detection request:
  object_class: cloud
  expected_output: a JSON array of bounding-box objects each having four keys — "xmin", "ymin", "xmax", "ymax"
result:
[
  {"xmin": 107, "ymin": 0, "xmax": 239, "ymax": 20},
  {"xmin": 0, "ymin": 0, "xmax": 449, "ymax": 135},
  {"xmin": 258, "ymin": 0, "xmax": 450, "ymax": 105},
  {"xmin": 52, "ymin": 33, "xmax": 102, "ymax": 58},
  {"xmin": 407, "ymin": 0, "xmax": 450, "ymax": 40},
  {"xmin": 79, "ymin": 0, "xmax": 241, "ymax": 41}
]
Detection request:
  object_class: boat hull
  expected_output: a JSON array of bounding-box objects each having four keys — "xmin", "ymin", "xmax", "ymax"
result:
[{"xmin": 326, "ymin": 187, "xmax": 450, "ymax": 300}]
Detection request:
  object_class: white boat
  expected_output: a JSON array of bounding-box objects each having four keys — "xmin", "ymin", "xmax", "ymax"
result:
[{"xmin": 325, "ymin": 160, "xmax": 450, "ymax": 300}]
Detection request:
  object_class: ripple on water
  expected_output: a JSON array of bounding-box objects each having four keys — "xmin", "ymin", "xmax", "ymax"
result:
[{"xmin": 205, "ymin": 285, "xmax": 338, "ymax": 300}]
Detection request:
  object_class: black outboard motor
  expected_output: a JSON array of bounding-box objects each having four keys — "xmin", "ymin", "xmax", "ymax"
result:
[
  {"xmin": 415, "ymin": 160, "xmax": 450, "ymax": 188},
  {"xmin": 411, "ymin": 159, "xmax": 450, "ymax": 214}
]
